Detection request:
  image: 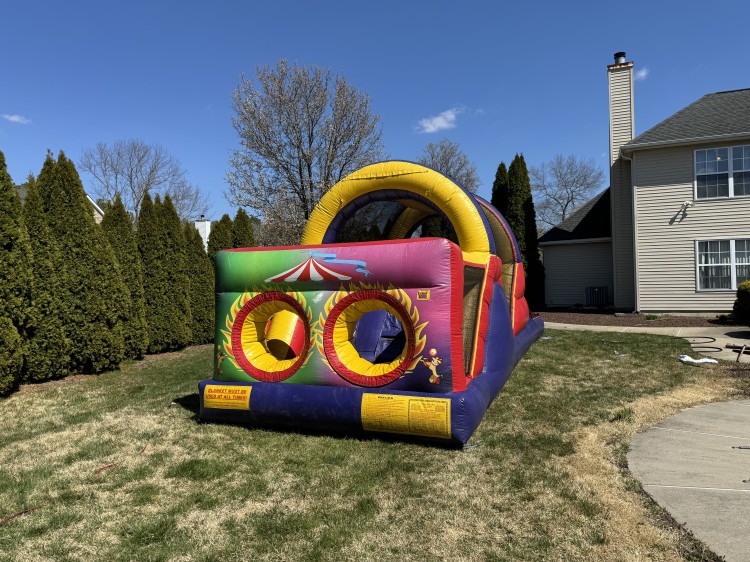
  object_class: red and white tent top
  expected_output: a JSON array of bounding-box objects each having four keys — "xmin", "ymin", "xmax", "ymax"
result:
[{"xmin": 265, "ymin": 257, "xmax": 351, "ymax": 283}]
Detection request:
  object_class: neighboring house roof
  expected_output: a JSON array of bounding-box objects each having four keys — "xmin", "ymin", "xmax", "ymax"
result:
[
  {"xmin": 16, "ymin": 184, "xmax": 105, "ymax": 221},
  {"xmin": 87, "ymin": 195, "xmax": 105, "ymax": 219},
  {"xmin": 538, "ymin": 188, "xmax": 611, "ymax": 245},
  {"xmin": 623, "ymin": 88, "xmax": 750, "ymax": 152}
]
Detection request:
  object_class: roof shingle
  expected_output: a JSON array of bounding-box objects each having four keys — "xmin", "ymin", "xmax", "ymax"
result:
[
  {"xmin": 538, "ymin": 188, "xmax": 611, "ymax": 244},
  {"xmin": 625, "ymin": 88, "xmax": 750, "ymax": 150}
]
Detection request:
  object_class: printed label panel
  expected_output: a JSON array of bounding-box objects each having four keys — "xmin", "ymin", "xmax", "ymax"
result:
[
  {"xmin": 204, "ymin": 384, "xmax": 251, "ymax": 410},
  {"xmin": 361, "ymin": 394, "xmax": 451, "ymax": 439}
]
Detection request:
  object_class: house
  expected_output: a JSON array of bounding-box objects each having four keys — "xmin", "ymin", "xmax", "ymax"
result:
[
  {"xmin": 16, "ymin": 184, "xmax": 105, "ymax": 224},
  {"xmin": 540, "ymin": 52, "xmax": 750, "ymax": 312},
  {"xmin": 88, "ymin": 195, "xmax": 104, "ymax": 224}
]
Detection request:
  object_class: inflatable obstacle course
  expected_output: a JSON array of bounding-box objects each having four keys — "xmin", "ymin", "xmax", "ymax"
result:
[{"xmin": 199, "ymin": 161, "xmax": 544, "ymax": 444}]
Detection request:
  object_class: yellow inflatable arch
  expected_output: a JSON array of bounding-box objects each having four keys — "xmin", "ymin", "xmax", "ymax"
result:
[{"xmin": 301, "ymin": 161, "xmax": 494, "ymax": 264}]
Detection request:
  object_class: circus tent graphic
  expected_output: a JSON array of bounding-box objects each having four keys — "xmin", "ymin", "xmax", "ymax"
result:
[{"xmin": 265, "ymin": 256, "xmax": 353, "ymax": 283}]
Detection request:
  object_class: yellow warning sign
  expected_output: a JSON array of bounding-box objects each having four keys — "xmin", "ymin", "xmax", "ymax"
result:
[
  {"xmin": 361, "ymin": 394, "xmax": 451, "ymax": 439},
  {"xmin": 204, "ymin": 385, "xmax": 251, "ymax": 410},
  {"xmin": 417, "ymin": 289, "xmax": 431, "ymax": 300}
]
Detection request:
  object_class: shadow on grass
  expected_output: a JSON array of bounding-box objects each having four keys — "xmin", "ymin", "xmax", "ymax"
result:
[{"xmin": 172, "ymin": 393, "xmax": 200, "ymax": 418}]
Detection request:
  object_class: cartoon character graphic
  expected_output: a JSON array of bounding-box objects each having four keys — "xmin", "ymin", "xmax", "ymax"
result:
[{"xmin": 422, "ymin": 348, "xmax": 443, "ymax": 384}]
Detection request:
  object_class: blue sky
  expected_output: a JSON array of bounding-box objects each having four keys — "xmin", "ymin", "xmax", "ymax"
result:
[{"xmin": 2, "ymin": 1, "xmax": 749, "ymax": 220}]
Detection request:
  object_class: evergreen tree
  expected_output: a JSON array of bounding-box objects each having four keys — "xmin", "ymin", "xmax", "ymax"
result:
[
  {"xmin": 0, "ymin": 318, "xmax": 23, "ymax": 394},
  {"xmin": 0, "ymin": 151, "xmax": 31, "ymax": 393},
  {"xmin": 102, "ymin": 194, "xmax": 149, "ymax": 359},
  {"xmin": 232, "ymin": 208, "xmax": 256, "ymax": 248},
  {"xmin": 22, "ymin": 177, "xmax": 72, "ymax": 382},
  {"xmin": 159, "ymin": 195, "xmax": 192, "ymax": 347},
  {"xmin": 208, "ymin": 214, "xmax": 233, "ymax": 259},
  {"xmin": 138, "ymin": 193, "xmax": 163, "ymax": 353},
  {"xmin": 184, "ymin": 222, "xmax": 215, "ymax": 344},
  {"xmin": 507, "ymin": 154, "xmax": 544, "ymax": 307},
  {"xmin": 139, "ymin": 195, "xmax": 191, "ymax": 353},
  {"xmin": 419, "ymin": 215, "xmax": 458, "ymax": 244},
  {"xmin": 37, "ymin": 152, "xmax": 128, "ymax": 373},
  {"xmin": 490, "ymin": 162, "xmax": 510, "ymax": 217},
  {"xmin": 506, "ymin": 155, "xmax": 530, "ymax": 255}
]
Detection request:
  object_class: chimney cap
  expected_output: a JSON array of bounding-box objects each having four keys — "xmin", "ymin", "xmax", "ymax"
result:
[{"xmin": 614, "ymin": 51, "xmax": 627, "ymax": 64}]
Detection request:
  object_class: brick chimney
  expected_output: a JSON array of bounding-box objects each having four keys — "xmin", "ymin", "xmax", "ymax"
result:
[{"xmin": 195, "ymin": 215, "xmax": 211, "ymax": 252}]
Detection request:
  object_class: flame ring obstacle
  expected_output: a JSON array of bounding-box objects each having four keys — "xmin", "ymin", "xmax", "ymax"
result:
[
  {"xmin": 322, "ymin": 290, "xmax": 416, "ymax": 387},
  {"xmin": 229, "ymin": 292, "xmax": 311, "ymax": 382}
]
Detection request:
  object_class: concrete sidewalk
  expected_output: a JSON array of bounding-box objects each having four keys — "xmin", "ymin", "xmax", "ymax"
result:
[
  {"xmin": 544, "ymin": 322, "xmax": 750, "ymax": 362},
  {"xmin": 628, "ymin": 401, "xmax": 750, "ymax": 562},
  {"xmin": 545, "ymin": 321, "xmax": 750, "ymax": 560}
]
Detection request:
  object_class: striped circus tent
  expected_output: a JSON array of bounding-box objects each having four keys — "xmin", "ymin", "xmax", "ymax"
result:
[{"xmin": 265, "ymin": 257, "xmax": 352, "ymax": 283}]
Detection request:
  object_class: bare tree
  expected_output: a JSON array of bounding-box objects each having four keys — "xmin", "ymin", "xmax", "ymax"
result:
[
  {"xmin": 227, "ymin": 60, "xmax": 385, "ymax": 237},
  {"xmin": 529, "ymin": 154, "xmax": 605, "ymax": 229},
  {"xmin": 79, "ymin": 139, "xmax": 210, "ymax": 221},
  {"xmin": 254, "ymin": 194, "xmax": 307, "ymax": 247},
  {"xmin": 417, "ymin": 138, "xmax": 480, "ymax": 193}
]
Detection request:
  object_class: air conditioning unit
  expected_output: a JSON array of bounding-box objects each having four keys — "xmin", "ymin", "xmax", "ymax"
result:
[{"xmin": 585, "ymin": 286, "xmax": 608, "ymax": 307}]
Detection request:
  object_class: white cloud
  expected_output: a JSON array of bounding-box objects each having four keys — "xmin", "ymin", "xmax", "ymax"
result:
[
  {"xmin": 416, "ymin": 107, "xmax": 463, "ymax": 133},
  {"xmin": 635, "ymin": 67, "xmax": 650, "ymax": 81},
  {"xmin": 2, "ymin": 114, "xmax": 31, "ymax": 124}
]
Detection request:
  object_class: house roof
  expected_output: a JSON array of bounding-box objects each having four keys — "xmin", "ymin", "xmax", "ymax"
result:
[
  {"xmin": 538, "ymin": 188, "xmax": 611, "ymax": 245},
  {"xmin": 16, "ymin": 184, "xmax": 105, "ymax": 218},
  {"xmin": 624, "ymin": 88, "xmax": 750, "ymax": 152}
]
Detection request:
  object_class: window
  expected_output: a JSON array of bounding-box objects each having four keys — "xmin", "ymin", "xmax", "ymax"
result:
[
  {"xmin": 695, "ymin": 145, "xmax": 750, "ymax": 199},
  {"xmin": 697, "ymin": 239, "xmax": 750, "ymax": 290},
  {"xmin": 733, "ymin": 145, "xmax": 750, "ymax": 196}
]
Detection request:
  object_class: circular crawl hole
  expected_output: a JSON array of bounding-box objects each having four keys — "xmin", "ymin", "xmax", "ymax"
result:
[
  {"xmin": 323, "ymin": 290, "xmax": 415, "ymax": 387},
  {"xmin": 230, "ymin": 292, "xmax": 310, "ymax": 382}
]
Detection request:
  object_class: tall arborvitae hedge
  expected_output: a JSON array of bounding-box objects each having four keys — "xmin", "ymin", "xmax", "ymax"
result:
[
  {"xmin": 184, "ymin": 222, "xmax": 215, "ymax": 344},
  {"xmin": 490, "ymin": 162, "xmax": 510, "ymax": 217},
  {"xmin": 505, "ymin": 155, "xmax": 528, "ymax": 255},
  {"xmin": 139, "ymin": 194, "xmax": 191, "ymax": 353},
  {"xmin": 101, "ymin": 194, "xmax": 149, "ymax": 359},
  {"xmin": 208, "ymin": 214, "xmax": 233, "ymax": 259},
  {"xmin": 37, "ymin": 152, "xmax": 128, "ymax": 373},
  {"xmin": 232, "ymin": 208, "xmax": 256, "ymax": 248},
  {"xmin": 138, "ymin": 194, "xmax": 162, "ymax": 353},
  {"xmin": 22, "ymin": 178, "xmax": 72, "ymax": 382},
  {"xmin": 0, "ymin": 151, "xmax": 31, "ymax": 393},
  {"xmin": 507, "ymin": 154, "xmax": 544, "ymax": 307},
  {"xmin": 160, "ymin": 195, "xmax": 192, "ymax": 347}
]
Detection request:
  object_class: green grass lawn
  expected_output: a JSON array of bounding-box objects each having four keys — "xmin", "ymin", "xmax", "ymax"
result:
[{"xmin": 0, "ymin": 331, "xmax": 742, "ymax": 561}]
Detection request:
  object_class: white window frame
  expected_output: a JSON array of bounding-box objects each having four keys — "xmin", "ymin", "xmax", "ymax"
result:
[
  {"xmin": 695, "ymin": 238, "xmax": 750, "ymax": 291},
  {"xmin": 694, "ymin": 144, "xmax": 750, "ymax": 200}
]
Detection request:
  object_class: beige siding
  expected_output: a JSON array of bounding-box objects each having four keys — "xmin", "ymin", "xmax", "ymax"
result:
[
  {"xmin": 542, "ymin": 242, "xmax": 613, "ymax": 307},
  {"xmin": 608, "ymin": 63, "xmax": 636, "ymax": 310},
  {"xmin": 611, "ymin": 160, "xmax": 635, "ymax": 309},
  {"xmin": 634, "ymin": 145, "xmax": 750, "ymax": 312},
  {"xmin": 608, "ymin": 67, "xmax": 634, "ymax": 167}
]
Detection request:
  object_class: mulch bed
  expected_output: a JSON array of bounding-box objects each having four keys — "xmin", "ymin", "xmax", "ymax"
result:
[{"xmin": 539, "ymin": 309, "xmax": 740, "ymax": 328}]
